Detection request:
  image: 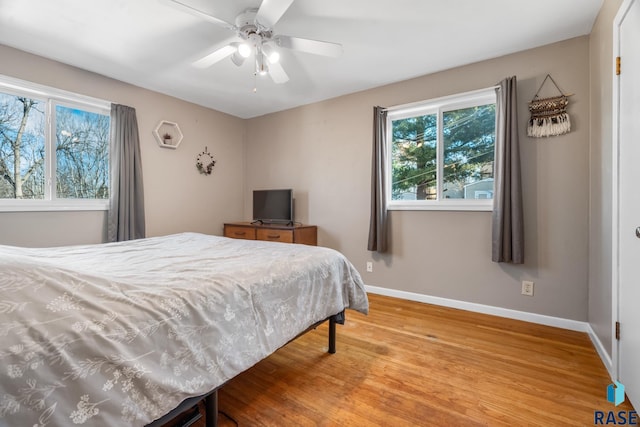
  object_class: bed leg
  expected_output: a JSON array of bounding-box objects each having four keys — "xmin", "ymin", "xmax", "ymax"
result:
[
  {"xmin": 205, "ymin": 390, "xmax": 218, "ymax": 427},
  {"xmin": 328, "ymin": 316, "xmax": 337, "ymax": 354}
]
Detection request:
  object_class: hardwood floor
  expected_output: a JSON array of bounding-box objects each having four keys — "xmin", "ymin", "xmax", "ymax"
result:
[{"xmin": 210, "ymin": 293, "xmax": 633, "ymax": 426}]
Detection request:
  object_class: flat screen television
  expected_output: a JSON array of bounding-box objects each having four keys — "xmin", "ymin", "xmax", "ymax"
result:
[{"xmin": 252, "ymin": 189, "xmax": 293, "ymax": 224}]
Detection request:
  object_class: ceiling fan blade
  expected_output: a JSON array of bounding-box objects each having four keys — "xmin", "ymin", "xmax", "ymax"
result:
[
  {"xmin": 169, "ymin": 0, "xmax": 236, "ymax": 29},
  {"xmin": 193, "ymin": 44, "xmax": 236, "ymax": 68},
  {"xmin": 269, "ymin": 62, "xmax": 290, "ymax": 84},
  {"xmin": 275, "ymin": 35, "xmax": 343, "ymax": 58},
  {"xmin": 256, "ymin": 0, "xmax": 295, "ymax": 28}
]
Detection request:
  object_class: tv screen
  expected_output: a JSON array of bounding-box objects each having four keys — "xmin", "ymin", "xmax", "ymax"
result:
[{"xmin": 252, "ymin": 189, "xmax": 293, "ymax": 224}]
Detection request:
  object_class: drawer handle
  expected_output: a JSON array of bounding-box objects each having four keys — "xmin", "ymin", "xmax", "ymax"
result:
[
  {"xmin": 234, "ymin": 231, "xmax": 246, "ymax": 236},
  {"xmin": 267, "ymin": 234, "xmax": 280, "ymax": 239}
]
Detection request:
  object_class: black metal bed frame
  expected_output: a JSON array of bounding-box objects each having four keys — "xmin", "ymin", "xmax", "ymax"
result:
[{"xmin": 147, "ymin": 310, "xmax": 345, "ymax": 427}]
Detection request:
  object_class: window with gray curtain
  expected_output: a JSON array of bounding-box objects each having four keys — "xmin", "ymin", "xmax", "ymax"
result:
[
  {"xmin": 491, "ymin": 76, "xmax": 524, "ymax": 263},
  {"xmin": 108, "ymin": 104, "xmax": 145, "ymax": 242},
  {"xmin": 369, "ymin": 79, "xmax": 523, "ymax": 262}
]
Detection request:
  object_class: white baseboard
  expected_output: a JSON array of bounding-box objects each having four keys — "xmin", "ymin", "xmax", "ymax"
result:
[
  {"xmin": 586, "ymin": 324, "xmax": 615, "ymax": 380},
  {"xmin": 364, "ymin": 285, "xmax": 588, "ymax": 332}
]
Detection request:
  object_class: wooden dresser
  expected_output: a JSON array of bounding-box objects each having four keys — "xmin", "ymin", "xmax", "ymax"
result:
[{"xmin": 223, "ymin": 222, "xmax": 317, "ymax": 246}]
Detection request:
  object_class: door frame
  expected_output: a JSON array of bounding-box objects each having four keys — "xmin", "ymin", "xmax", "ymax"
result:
[{"xmin": 612, "ymin": 0, "xmax": 636, "ymax": 381}]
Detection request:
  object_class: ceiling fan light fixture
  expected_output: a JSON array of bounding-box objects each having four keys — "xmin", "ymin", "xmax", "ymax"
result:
[
  {"xmin": 173, "ymin": 0, "xmax": 342, "ymax": 87},
  {"xmin": 230, "ymin": 51, "xmax": 246, "ymax": 66},
  {"xmin": 262, "ymin": 44, "xmax": 280, "ymax": 64},
  {"xmin": 238, "ymin": 43, "xmax": 252, "ymax": 58}
]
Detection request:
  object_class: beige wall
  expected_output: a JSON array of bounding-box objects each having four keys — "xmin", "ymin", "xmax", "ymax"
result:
[
  {"xmin": 246, "ymin": 37, "xmax": 591, "ymax": 321},
  {"xmin": 588, "ymin": 0, "xmax": 624, "ymax": 358},
  {"xmin": 0, "ymin": 28, "xmax": 609, "ymax": 326},
  {"xmin": 0, "ymin": 44, "xmax": 245, "ymax": 247}
]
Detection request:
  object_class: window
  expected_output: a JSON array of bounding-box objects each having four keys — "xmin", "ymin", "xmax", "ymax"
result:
[
  {"xmin": 387, "ymin": 87, "xmax": 496, "ymax": 210},
  {"xmin": 0, "ymin": 75, "xmax": 110, "ymax": 211}
]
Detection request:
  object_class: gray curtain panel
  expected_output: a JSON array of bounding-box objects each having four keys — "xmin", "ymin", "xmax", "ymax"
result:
[
  {"xmin": 492, "ymin": 77, "xmax": 524, "ymax": 263},
  {"xmin": 108, "ymin": 104, "xmax": 146, "ymax": 242},
  {"xmin": 367, "ymin": 106, "xmax": 388, "ymax": 252}
]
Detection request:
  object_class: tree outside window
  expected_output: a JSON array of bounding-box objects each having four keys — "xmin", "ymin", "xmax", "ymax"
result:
[
  {"xmin": 0, "ymin": 86, "xmax": 110, "ymax": 205},
  {"xmin": 388, "ymin": 88, "xmax": 496, "ymax": 210},
  {"xmin": 0, "ymin": 94, "xmax": 45, "ymax": 199},
  {"xmin": 55, "ymin": 105, "xmax": 110, "ymax": 199}
]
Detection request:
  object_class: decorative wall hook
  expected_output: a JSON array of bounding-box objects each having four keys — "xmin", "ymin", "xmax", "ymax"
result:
[{"xmin": 196, "ymin": 147, "xmax": 216, "ymax": 175}]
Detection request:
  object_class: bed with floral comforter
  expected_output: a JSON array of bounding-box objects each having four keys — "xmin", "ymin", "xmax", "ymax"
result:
[{"xmin": 0, "ymin": 232, "xmax": 368, "ymax": 426}]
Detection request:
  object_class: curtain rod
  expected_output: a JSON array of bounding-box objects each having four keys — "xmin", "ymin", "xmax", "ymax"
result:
[{"xmin": 382, "ymin": 84, "xmax": 500, "ymax": 112}]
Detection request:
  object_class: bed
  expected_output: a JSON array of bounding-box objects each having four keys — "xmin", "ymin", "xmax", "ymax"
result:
[{"xmin": 0, "ymin": 232, "xmax": 368, "ymax": 426}]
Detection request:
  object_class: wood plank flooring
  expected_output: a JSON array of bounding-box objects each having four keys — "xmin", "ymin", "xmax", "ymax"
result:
[{"xmin": 208, "ymin": 293, "xmax": 634, "ymax": 426}]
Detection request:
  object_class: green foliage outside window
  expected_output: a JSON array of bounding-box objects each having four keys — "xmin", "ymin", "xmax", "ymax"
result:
[{"xmin": 391, "ymin": 103, "xmax": 495, "ymax": 201}]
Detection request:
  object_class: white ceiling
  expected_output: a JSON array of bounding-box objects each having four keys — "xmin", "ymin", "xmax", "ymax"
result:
[{"xmin": 0, "ymin": 0, "xmax": 603, "ymax": 119}]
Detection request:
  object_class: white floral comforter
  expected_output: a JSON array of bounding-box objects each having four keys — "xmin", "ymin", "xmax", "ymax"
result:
[{"xmin": 0, "ymin": 232, "xmax": 368, "ymax": 426}]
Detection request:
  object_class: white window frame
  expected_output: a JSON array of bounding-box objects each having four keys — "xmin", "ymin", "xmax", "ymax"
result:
[
  {"xmin": 386, "ymin": 87, "xmax": 497, "ymax": 211},
  {"xmin": 0, "ymin": 75, "xmax": 111, "ymax": 212}
]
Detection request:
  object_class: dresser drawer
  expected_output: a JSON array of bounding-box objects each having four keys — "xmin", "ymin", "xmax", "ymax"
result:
[
  {"xmin": 224, "ymin": 225, "xmax": 256, "ymax": 240},
  {"xmin": 256, "ymin": 228, "xmax": 294, "ymax": 243},
  {"xmin": 223, "ymin": 222, "xmax": 317, "ymax": 246}
]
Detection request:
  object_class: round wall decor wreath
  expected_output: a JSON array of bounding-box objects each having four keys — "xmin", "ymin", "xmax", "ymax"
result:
[{"xmin": 196, "ymin": 147, "xmax": 216, "ymax": 175}]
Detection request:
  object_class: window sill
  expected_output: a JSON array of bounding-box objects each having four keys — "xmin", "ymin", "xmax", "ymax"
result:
[
  {"xmin": 387, "ymin": 201, "xmax": 493, "ymax": 212},
  {"xmin": 0, "ymin": 200, "xmax": 109, "ymax": 212}
]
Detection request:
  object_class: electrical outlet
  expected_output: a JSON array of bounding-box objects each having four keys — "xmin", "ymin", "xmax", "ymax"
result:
[
  {"xmin": 366, "ymin": 262, "xmax": 373, "ymax": 272},
  {"xmin": 521, "ymin": 281, "xmax": 534, "ymax": 296}
]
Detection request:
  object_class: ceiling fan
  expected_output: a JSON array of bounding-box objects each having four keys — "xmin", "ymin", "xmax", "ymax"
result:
[{"xmin": 170, "ymin": 0, "xmax": 343, "ymax": 84}]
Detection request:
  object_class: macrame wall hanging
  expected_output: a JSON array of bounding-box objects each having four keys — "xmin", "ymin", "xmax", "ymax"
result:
[{"xmin": 527, "ymin": 74, "xmax": 572, "ymax": 138}]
